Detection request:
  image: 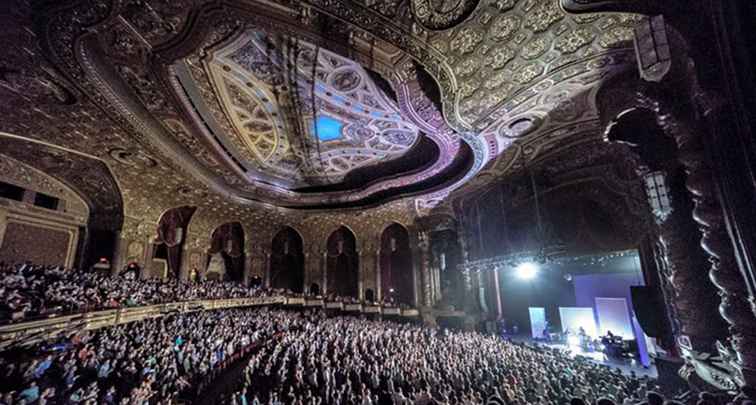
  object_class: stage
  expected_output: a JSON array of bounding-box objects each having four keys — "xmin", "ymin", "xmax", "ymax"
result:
[{"xmin": 520, "ymin": 337, "xmax": 658, "ymax": 378}]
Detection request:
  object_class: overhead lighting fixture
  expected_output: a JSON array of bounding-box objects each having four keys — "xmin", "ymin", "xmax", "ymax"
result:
[{"xmin": 516, "ymin": 262, "xmax": 539, "ymax": 280}]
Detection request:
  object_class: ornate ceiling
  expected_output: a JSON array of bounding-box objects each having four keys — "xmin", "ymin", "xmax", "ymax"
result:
[
  {"xmin": 0, "ymin": 0, "xmax": 648, "ymax": 240},
  {"xmin": 180, "ymin": 29, "xmax": 421, "ymax": 188}
]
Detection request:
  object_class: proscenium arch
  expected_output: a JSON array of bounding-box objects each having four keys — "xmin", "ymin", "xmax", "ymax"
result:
[
  {"xmin": 270, "ymin": 226, "xmax": 305, "ymax": 293},
  {"xmin": 326, "ymin": 226, "xmax": 359, "ymax": 298},
  {"xmin": 380, "ymin": 223, "xmax": 415, "ymax": 305}
]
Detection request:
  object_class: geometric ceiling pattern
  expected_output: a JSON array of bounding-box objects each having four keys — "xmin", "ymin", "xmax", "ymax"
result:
[
  {"xmin": 1, "ymin": 0, "xmax": 648, "ymax": 232},
  {"xmin": 181, "ymin": 30, "xmax": 420, "ymax": 188}
]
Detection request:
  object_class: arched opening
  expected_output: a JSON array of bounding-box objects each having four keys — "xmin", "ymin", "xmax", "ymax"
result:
[
  {"xmin": 380, "ymin": 223, "xmax": 414, "ymax": 305},
  {"xmin": 326, "ymin": 227, "xmax": 359, "ymax": 298},
  {"xmin": 155, "ymin": 206, "xmax": 196, "ymax": 279},
  {"xmin": 208, "ymin": 222, "xmax": 245, "ymax": 283},
  {"xmin": 364, "ymin": 288, "xmax": 375, "ymax": 302},
  {"xmin": 270, "ymin": 227, "xmax": 305, "ymax": 293},
  {"xmin": 309, "ymin": 283, "xmax": 321, "ymax": 296}
]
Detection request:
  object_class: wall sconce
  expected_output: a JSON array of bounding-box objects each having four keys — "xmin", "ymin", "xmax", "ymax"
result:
[{"xmin": 643, "ymin": 170, "xmax": 673, "ymax": 223}]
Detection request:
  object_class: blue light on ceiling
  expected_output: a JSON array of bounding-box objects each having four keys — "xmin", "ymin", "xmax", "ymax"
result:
[{"xmin": 313, "ymin": 116, "xmax": 343, "ymax": 141}]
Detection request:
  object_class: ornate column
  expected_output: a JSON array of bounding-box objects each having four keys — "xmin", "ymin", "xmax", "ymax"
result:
[
  {"xmin": 357, "ymin": 250, "xmax": 364, "ymax": 301},
  {"xmin": 360, "ymin": 246, "xmax": 378, "ymax": 301},
  {"xmin": 248, "ymin": 248, "xmax": 267, "ymax": 285},
  {"xmin": 322, "ymin": 250, "xmax": 328, "ymax": 294},
  {"xmin": 418, "ymin": 231, "xmax": 432, "ymax": 307},
  {"xmin": 303, "ymin": 252, "xmax": 310, "ymax": 292},
  {"xmin": 655, "ymin": 192, "xmax": 723, "ymax": 351},
  {"xmin": 305, "ymin": 245, "xmax": 325, "ymax": 295},
  {"xmin": 243, "ymin": 252, "xmax": 253, "ymax": 286},
  {"xmin": 263, "ymin": 250, "xmax": 271, "ymax": 288},
  {"xmin": 632, "ymin": 87, "xmax": 756, "ymax": 394},
  {"xmin": 0, "ymin": 207, "xmax": 8, "ymax": 250},
  {"xmin": 141, "ymin": 242, "xmax": 155, "ymax": 280},
  {"xmin": 376, "ymin": 248, "xmax": 383, "ymax": 301}
]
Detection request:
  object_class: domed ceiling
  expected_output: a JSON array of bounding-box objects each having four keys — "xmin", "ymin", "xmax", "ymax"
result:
[
  {"xmin": 174, "ymin": 29, "xmax": 422, "ymax": 188},
  {"xmin": 0, "ymin": 0, "xmax": 644, "ymax": 220}
]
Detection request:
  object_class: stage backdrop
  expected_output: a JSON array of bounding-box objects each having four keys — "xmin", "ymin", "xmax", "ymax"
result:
[
  {"xmin": 573, "ymin": 272, "xmax": 650, "ymax": 366},
  {"xmin": 529, "ymin": 307, "xmax": 546, "ymax": 338},
  {"xmin": 595, "ymin": 297, "xmax": 634, "ymax": 338},
  {"xmin": 558, "ymin": 307, "xmax": 598, "ymax": 337}
]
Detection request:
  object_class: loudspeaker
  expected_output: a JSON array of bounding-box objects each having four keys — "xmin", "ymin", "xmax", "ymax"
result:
[{"xmin": 630, "ymin": 286, "xmax": 666, "ymax": 338}]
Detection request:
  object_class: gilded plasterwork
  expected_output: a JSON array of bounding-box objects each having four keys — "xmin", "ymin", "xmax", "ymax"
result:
[
  {"xmin": 189, "ymin": 29, "xmax": 421, "ymax": 187},
  {"xmin": 0, "ymin": 155, "xmax": 90, "ymax": 219},
  {"xmin": 0, "ymin": 0, "xmax": 650, "ymax": 260}
]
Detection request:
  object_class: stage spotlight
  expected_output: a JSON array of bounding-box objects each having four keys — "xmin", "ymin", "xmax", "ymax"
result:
[{"xmin": 516, "ymin": 262, "xmax": 539, "ymax": 280}]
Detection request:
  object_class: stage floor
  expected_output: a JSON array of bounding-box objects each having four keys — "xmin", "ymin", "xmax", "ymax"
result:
[{"xmin": 509, "ymin": 336, "xmax": 658, "ymax": 378}]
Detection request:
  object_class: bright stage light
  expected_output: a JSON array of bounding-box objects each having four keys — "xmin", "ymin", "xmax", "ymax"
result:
[
  {"xmin": 567, "ymin": 335, "xmax": 581, "ymax": 347},
  {"xmin": 516, "ymin": 262, "xmax": 539, "ymax": 280}
]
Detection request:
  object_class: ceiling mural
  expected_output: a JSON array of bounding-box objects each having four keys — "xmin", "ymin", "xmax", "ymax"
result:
[
  {"xmin": 182, "ymin": 29, "xmax": 421, "ymax": 188},
  {"xmin": 0, "ymin": 0, "xmax": 652, "ymax": 251}
]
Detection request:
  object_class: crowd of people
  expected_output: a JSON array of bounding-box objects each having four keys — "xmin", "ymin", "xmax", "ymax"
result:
[
  {"xmin": 0, "ymin": 262, "xmax": 741, "ymax": 405},
  {"xmin": 0, "ymin": 307, "xmax": 293, "ymax": 404},
  {"xmin": 0, "ymin": 262, "xmax": 272, "ymax": 323},
  {"xmin": 0, "ymin": 261, "xmax": 407, "ymax": 325},
  {"xmin": 0, "ymin": 303, "xmax": 739, "ymax": 405},
  {"xmin": 231, "ymin": 314, "xmax": 690, "ymax": 405}
]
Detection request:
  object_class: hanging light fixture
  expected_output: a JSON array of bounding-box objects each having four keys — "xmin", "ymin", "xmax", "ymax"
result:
[{"xmin": 643, "ymin": 170, "xmax": 673, "ymax": 223}]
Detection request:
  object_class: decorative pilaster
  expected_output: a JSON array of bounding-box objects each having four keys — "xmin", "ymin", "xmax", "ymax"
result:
[
  {"xmin": 243, "ymin": 253, "xmax": 253, "ymax": 286},
  {"xmin": 418, "ymin": 231, "xmax": 432, "ymax": 307},
  {"xmin": 360, "ymin": 247, "xmax": 378, "ymax": 301},
  {"xmin": 264, "ymin": 250, "xmax": 271, "ymax": 288},
  {"xmin": 357, "ymin": 250, "xmax": 364, "ymax": 300},
  {"xmin": 302, "ymin": 252, "xmax": 310, "ymax": 291},
  {"xmin": 376, "ymin": 248, "xmax": 383, "ymax": 301},
  {"xmin": 322, "ymin": 251, "xmax": 328, "ymax": 294}
]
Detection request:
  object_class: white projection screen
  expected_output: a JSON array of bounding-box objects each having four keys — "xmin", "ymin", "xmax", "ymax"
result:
[
  {"xmin": 595, "ymin": 297, "xmax": 634, "ymax": 339},
  {"xmin": 558, "ymin": 307, "xmax": 598, "ymax": 337},
  {"xmin": 529, "ymin": 307, "xmax": 546, "ymax": 339}
]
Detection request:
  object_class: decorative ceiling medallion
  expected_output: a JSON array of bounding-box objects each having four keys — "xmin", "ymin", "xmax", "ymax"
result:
[{"xmin": 189, "ymin": 29, "xmax": 422, "ymax": 188}]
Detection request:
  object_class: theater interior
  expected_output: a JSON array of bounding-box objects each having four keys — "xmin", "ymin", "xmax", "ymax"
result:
[{"xmin": 1, "ymin": 0, "xmax": 755, "ymax": 404}]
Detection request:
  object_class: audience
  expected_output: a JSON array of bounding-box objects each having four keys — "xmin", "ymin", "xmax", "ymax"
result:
[
  {"xmin": 235, "ymin": 315, "xmax": 678, "ymax": 405},
  {"xmin": 0, "ymin": 263, "xmax": 738, "ymax": 405},
  {"xmin": 0, "ymin": 262, "xmax": 274, "ymax": 323},
  {"xmin": 0, "ymin": 307, "xmax": 293, "ymax": 404},
  {"xmin": 0, "ymin": 262, "xmax": 400, "ymax": 324}
]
